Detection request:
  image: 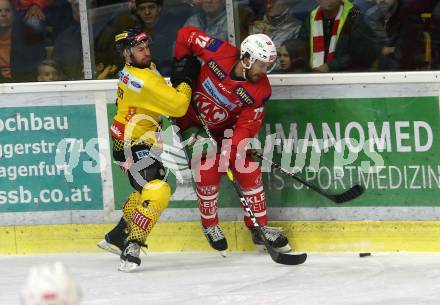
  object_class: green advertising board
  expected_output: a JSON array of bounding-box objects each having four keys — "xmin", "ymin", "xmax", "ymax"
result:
[
  {"xmin": 262, "ymin": 96, "xmax": 440, "ymax": 207},
  {"xmin": 0, "ymin": 105, "xmax": 103, "ymax": 212}
]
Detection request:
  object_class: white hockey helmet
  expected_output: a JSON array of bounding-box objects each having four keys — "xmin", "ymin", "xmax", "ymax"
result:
[
  {"xmin": 21, "ymin": 263, "xmax": 81, "ymax": 305},
  {"xmin": 240, "ymin": 33, "xmax": 277, "ymax": 72}
]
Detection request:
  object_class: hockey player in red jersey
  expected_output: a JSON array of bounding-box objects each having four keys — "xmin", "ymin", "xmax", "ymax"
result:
[{"xmin": 173, "ymin": 26, "xmax": 292, "ymax": 255}]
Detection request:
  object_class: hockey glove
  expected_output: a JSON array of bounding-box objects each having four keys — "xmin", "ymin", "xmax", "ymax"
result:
[{"xmin": 170, "ymin": 56, "xmax": 201, "ymax": 88}]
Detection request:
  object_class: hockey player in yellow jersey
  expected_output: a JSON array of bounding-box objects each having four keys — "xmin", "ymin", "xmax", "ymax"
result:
[{"xmin": 97, "ymin": 28, "xmax": 200, "ymax": 272}]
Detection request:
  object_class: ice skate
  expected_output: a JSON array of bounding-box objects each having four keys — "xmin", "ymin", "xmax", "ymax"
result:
[
  {"xmin": 97, "ymin": 218, "xmax": 128, "ymax": 255},
  {"xmin": 202, "ymin": 224, "xmax": 228, "ymax": 257},
  {"xmin": 250, "ymin": 226, "xmax": 292, "ymax": 253},
  {"xmin": 118, "ymin": 242, "xmax": 141, "ymax": 272},
  {"xmin": 97, "ymin": 233, "xmax": 125, "ymax": 256}
]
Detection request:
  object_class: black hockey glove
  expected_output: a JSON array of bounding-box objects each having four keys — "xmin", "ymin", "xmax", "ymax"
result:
[{"xmin": 170, "ymin": 56, "xmax": 201, "ymax": 88}]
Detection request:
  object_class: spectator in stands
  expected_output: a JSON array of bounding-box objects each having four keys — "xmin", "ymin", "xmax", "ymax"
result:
[
  {"xmin": 52, "ymin": 0, "xmax": 83, "ymax": 80},
  {"xmin": 250, "ymin": 0, "xmax": 302, "ymax": 45},
  {"xmin": 248, "ymin": 0, "xmax": 265, "ymax": 20},
  {"xmin": 249, "ymin": 0, "xmax": 302, "ymax": 70},
  {"xmin": 40, "ymin": 0, "xmax": 74, "ymax": 47},
  {"xmin": 0, "ymin": 0, "xmax": 45, "ymax": 82},
  {"xmin": 299, "ymin": 0, "xmax": 381, "ymax": 72},
  {"xmin": 184, "ymin": 0, "xmax": 227, "ymax": 40},
  {"xmin": 95, "ymin": 60, "xmax": 117, "ymax": 79},
  {"xmin": 183, "ymin": 0, "xmax": 256, "ymax": 43},
  {"xmin": 365, "ymin": 0, "xmax": 437, "ymax": 70},
  {"xmin": 52, "ymin": 0, "xmax": 102, "ymax": 80},
  {"xmin": 133, "ymin": 0, "xmax": 189, "ymax": 74},
  {"xmin": 236, "ymin": 3, "xmax": 257, "ymax": 42},
  {"xmin": 290, "ymin": 0, "xmax": 319, "ymax": 21},
  {"xmin": 36, "ymin": 59, "xmax": 61, "ymax": 81},
  {"xmin": 95, "ymin": 0, "xmax": 188, "ymax": 76},
  {"xmin": 352, "ymin": 0, "xmax": 375, "ymax": 14},
  {"xmin": 277, "ymin": 38, "xmax": 309, "ymax": 72},
  {"xmin": 11, "ymin": 0, "xmax": 53, "ymax": 33}
]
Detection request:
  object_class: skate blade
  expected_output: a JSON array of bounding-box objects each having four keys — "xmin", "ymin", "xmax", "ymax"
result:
[
  {"xmin": 219, "ymin": 250, "xmax": 227, "ymax": 258},
  {"xmin": 97, "ymin": 240, "xmax": 122, "ymax": 256},
  {"xmin": 118, "ymin": 260, "xmax": 139, "ymax": 272}
]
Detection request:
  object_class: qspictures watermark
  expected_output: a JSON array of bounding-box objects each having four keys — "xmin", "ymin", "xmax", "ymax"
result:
[{"xmin": 46, "ymin": 114, "xmax": 439, "ymax": 191}]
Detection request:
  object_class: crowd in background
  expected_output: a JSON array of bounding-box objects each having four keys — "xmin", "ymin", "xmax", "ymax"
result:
[{"xmin": 0, "ymin": 0, "xmax": 439, "ymax": 82}]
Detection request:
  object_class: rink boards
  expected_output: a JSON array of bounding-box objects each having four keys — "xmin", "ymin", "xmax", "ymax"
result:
[
  {"xmin": 3, "ymin": 221, "xmax": 440, "ymax": 255},
  {"xmin": 0, "ymin": 73, "xmax": 439, "ymax": 254}
]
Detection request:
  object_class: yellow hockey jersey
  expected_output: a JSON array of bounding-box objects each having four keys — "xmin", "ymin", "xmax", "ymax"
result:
[{"xmin": 110, "ymin": 64, "xmax": 191, "ymax": 144}]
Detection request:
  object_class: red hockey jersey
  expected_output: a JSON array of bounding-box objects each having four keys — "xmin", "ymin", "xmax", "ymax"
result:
[{"xmin": 174, "ymin": 26, "xmax": 271, "ymax": 147}]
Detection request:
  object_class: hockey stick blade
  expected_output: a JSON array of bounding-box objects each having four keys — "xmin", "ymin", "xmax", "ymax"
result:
[
  {"xmin": 265, "ymin": 240, "xmax": 307, "ymax": 265},
  {"xmin": 275, "ymin": 252, "xmax": 307, "ymax": 265},
  {"xmin": 328, "ymin": 184, "xmax": 365, "ymax": 204}
]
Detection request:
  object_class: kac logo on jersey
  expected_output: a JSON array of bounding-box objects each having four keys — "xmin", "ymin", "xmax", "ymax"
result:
[
  {"xmin": 194, "ymin": 92, "xmax": 228, "ymax": 124},
  {"xmin": 234, "ymin": 86, "xmax": 255, "ymax": 105},
  {"xmin": 206, "ymin": 38, "xmax": 223, "ymax": 52},
  {"xmin": 207, "ymin": 59, "xmax": 226, "ymax": 81}
]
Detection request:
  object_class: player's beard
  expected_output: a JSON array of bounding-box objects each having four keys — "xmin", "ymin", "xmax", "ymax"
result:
[
  {"xmin": 131, "ymin": 56, "xmax": 151, "ymax": 69},
  {"xmin": 245, "ymin": 69, "xmax": 261, "ymax": 83}
]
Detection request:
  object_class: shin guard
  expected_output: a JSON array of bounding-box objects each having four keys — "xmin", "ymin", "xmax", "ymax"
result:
[{"xmin": 123, "ymin": 180, "xmax": 171, "ymax": 244}]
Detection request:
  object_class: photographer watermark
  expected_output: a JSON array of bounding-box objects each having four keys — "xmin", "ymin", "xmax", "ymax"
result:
[{"xmin": 53, "ymin": 114, "xmax": 434, "ymax": 191}]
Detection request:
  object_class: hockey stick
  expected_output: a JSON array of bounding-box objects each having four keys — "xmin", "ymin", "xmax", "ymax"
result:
[
  {"xmin": 254, "ymin": 153, "xmax": 365, "ymax": 204},
  {"xmin": 225, "ymin": 170, "xmax": 307, "ymax": 265},
  {"xmin": 190, "ymin": 102, "xmax": 307, "ymax": 265}
]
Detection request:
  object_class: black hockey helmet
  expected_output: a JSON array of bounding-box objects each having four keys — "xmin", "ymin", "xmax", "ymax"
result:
[{"xmin": 115, "ymin": 28, "xmax": 151, "ymax": 54}]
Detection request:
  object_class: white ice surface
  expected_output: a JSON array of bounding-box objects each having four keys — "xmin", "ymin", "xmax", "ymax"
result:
[{"xmin": 1, "ymin": 252, "xmax": 439, "ymax": 305}]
